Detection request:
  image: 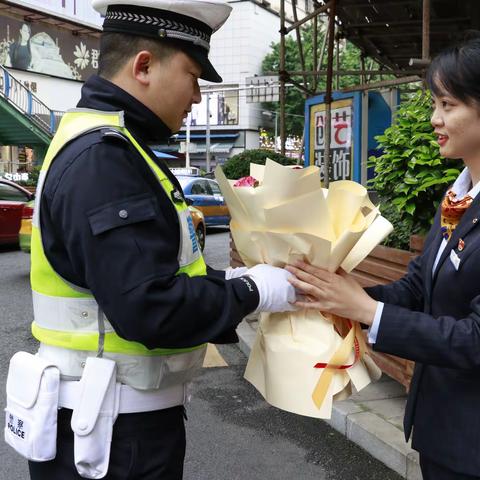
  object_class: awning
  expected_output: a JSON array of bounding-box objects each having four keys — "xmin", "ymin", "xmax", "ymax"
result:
[
  {"xmin": 150, "ymin": 142, "xmax": 235, "ymax": 154},
  {"xmin": 175, "ymin": 133, "xmax": 239, "ymax": 140},
  {"xmin": 152, "ymin": 150, "xmax": 178, "ymax": 159},
  {"xmin": 0, "ymin": 0, "xmax": 101, "ymax": 37},
  {"xmin": 150, "ymin": 144, "xmax": 180, "ymax": 153},
  {"xmin": 192, "ymin": 142, "xmax": 235, "ymax": 154}
]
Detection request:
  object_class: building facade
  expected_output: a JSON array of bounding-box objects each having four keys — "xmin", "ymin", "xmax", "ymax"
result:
[
  {"xmin": 0, "ymin": 0, "xmax": 297, "ymax": 175},
  {"xmin": 0, "ymin": 0, "xmax": 101, "ymax": 175},
  {"xmin": 164, "ymin": 0, "xmax": 295, "ymax": 171}
]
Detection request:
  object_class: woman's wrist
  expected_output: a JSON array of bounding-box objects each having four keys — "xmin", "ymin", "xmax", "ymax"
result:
[{"xmin": 349, "ymin": 298, "xmax": 377, "ymax": 326}]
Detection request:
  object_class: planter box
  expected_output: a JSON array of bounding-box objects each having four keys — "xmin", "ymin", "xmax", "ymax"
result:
[
  {"xmin": 229, "ymin": 233, "xmax": 424, "ymax": 392},
  {"xmin": 351, "ymin": 235, "xmax": 424, "ymax": 392}
]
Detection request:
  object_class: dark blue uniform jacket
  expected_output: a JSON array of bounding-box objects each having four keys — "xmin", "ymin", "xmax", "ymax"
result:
[
  {"xmin": 40, "ymin": 75, "xmax": 259, "ymax": 349},
  {"xmin": 366, "ymin": 199, "xmax": 480, "ymax": 476}
]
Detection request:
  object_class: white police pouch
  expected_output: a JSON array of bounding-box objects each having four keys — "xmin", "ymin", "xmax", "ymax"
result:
[
  {"xmin": 4, "ymin": 351, "xmax": 60, "ymax": 461},
  {"xmin": 71, "ymin": 357, "xmax": 120, "ymax": 479}
]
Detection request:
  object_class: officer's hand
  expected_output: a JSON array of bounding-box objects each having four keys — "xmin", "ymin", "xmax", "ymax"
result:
[
  {"xmin": 246, "ymin": 264, "xmax": 297, "ymax": 313},
  {"xmin": 224, "ymin": 266, "xmax": 249, "ymax": 280}
]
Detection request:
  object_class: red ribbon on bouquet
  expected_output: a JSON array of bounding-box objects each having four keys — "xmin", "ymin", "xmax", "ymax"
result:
[
  {"xmin": 313, "ymin": 319, "xmax": 361, "ymax": 370},
  {"xmin": 311, "ymin": 316, "xmax": 367, "ymax": 409}
]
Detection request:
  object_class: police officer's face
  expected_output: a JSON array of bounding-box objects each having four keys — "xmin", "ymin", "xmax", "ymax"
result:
[{"xmin": 145, "ymin": 50, "xmax": 202, "ymax": 132}]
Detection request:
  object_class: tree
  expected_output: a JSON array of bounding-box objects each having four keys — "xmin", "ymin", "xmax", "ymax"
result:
[{"xmin": 261, "ymin": 25, "xmax": 382, "ymax": 136}]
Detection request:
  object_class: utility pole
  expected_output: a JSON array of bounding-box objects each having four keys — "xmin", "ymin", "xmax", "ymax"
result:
[
  {"xmin": 274, "ymin": 111, "xmax": 278, "ymax": 152},
  {"xmin": 185, "ymin": 113, "xmax": 191, "ymax": 168},
  {"xmin": 262, "ymin": 110, "xmax": 279, "ymax": 152},
  {"xmin": 205, "ymin": 91, "xmax": 211, "ymax": 172}
]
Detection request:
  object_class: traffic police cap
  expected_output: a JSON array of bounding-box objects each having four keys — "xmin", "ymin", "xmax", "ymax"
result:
[{"xmin": 92, "ymin": 0, "xmax": 232, "ymax": 83}]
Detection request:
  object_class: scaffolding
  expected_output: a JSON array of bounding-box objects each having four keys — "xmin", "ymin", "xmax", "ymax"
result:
[{"xmin": 277, "ymin": 0, "xmax": 480, "ymax": 185}]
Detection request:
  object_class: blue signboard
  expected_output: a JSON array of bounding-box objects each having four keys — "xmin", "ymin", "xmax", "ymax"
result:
[{"xmin": 304, "ymin": 90, "xmax": 394, "ymax": 185}]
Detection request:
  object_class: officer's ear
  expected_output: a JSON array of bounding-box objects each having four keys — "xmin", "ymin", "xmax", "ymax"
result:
[{"xmin": 131, "ymin": 50, "xmax": 153, "ymax": 86}]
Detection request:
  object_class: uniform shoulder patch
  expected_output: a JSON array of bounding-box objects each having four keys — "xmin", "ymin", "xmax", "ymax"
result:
[{"xmin": 101, "ymin": 128, "xmax": 130, "ymax": 145}]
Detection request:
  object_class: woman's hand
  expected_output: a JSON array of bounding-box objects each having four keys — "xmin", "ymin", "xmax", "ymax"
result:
[{"xmin": 285, "ymin": 261, "xmax": 377, "ymax": 325}]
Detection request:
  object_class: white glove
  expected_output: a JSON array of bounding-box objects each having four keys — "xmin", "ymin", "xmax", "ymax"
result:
[
  {"xmin": 246, "ymin": 264, "xmax": 297, "ymax": 313},
  {"xmin": 224, "ymin": 266, "xmax": 249, "ymax": 280}
]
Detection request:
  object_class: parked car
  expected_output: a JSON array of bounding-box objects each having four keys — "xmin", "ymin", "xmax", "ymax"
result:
[
  {"xmin": 0, "ymin": 178, "xmax": 34, "ymax": 246},
  {"xmin": 19, "ymin": 201, "xmax": 206, "ymax": 253},
  {"xmin": 188, "ymin": 206, "xmax": 206, "ymax": 251},
  {"xmin": 176, "ymin": 176, "xmax": 230, "ymax": 226},
  {"xmin": 19, "ymin": 199, "xmax": 34, "ymax": 252}
]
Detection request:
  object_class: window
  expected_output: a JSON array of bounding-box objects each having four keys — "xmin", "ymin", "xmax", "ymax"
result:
[
  {"xmin": 0, "ymin": 183, "xmax": 28, "ymax": 201},
  {"xmin": 191, "ymin": 181, "xmax": 208, "ymax": 195},
  {"xmin": 202, "ymin": 180, "xmax": 213, "ymax": 195},
  {"xmin": 189, "ymin": 85, "xmax": 239, "ymax": 126},
  {"xmin": 209, "ymin": 181, "xmax": 221, "ymax": 195}
]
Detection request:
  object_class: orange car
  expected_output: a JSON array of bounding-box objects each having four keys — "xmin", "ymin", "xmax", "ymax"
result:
[{"xmin": 188, "ymin": 206, "xmax": 206, "ymax": 251}]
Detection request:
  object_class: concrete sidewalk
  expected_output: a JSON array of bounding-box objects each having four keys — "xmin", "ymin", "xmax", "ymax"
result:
[{"xmin": 236, "ymin": 318, "xmax": 422, "ymax": 480}]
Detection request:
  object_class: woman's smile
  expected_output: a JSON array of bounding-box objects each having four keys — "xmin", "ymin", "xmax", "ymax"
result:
[{"xmin": 436, "ymin": 133, "xmax": 448, "ymax": 147}]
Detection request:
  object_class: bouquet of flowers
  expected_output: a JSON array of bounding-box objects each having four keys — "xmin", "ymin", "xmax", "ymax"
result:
[{"xmin": 215, "ymin": 160, "xmax": 393, "ymax": 418}]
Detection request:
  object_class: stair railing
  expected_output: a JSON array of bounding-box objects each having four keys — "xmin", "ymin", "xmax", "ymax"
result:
[{"xmin": 0, "ymin": 64, "xmax": 64, "ymax": 136}]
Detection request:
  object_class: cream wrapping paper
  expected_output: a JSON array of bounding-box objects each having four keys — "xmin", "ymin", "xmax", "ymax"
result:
[{"xmin": 215, "ymin": 160, "xmax": 393, "ymax": 418}]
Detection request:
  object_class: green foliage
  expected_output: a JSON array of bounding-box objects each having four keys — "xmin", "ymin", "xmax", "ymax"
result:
[
  {"xmin": 261, "ymin": 25, "xmax": 386, "ymax": 136},
  {"xmin": 222, "ymin": 149, "xmax": 296, "ymax": 180},
  {"xmin": 379, "ymin": 201, "xmax": 421, "ymax": 250},
  {"xmin": 369, "ymin": 90, "xmax": 461, "ymax": 238}
]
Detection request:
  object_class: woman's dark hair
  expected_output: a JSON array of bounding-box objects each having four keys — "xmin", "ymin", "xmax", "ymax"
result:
[
  {"xmin": 98, "ymin": 32, "xmax": 177, "ymax": 79},
  {"xmin": 426, "ymin": 37, "xmax": 480, "ymax": 104},
  {"xmin": 18, "ymin": 23, "xmax": 31, "ymax": 36}
]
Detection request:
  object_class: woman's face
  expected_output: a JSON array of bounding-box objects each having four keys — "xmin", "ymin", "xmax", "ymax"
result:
[
  {"xmin": 19, "ymin": 24, "xmax": 30, "ymax": 42},
  {"xmin": 431, "ymin": 88, "xmax": 480, "ymax": 162}
]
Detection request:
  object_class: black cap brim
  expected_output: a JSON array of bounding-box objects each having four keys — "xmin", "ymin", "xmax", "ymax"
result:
[{"xmin": 187, "ymin": 48, "xmax": 222, "ymax": 83}]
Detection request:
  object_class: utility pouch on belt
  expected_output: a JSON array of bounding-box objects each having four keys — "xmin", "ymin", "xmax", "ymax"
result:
[
  {"xmin": 4, "ymin": 351, "xmax": 60, "ymax": 461},
  {"xmin": 71, "ymin": 357, "xmax": 120, "ymax": 479}
]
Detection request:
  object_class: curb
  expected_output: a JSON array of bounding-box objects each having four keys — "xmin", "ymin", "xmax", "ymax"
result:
[{"xmin": 236, "ymin": 319, "xmax": 422, "ymax": 480}]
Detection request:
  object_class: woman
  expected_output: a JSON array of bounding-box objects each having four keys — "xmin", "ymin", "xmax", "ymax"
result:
[
  {"xmin": 7, "ymin": 23, "xmax": 32, "ymax": 70},
  {"xmin": 287, "ymin": 38, "xmax": 480, "ymax": 480}
]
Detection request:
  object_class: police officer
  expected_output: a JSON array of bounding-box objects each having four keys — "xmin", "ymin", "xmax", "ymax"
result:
[{"xmin": 27, "ymin": 1, "xmax": 296, "ymax": 478}]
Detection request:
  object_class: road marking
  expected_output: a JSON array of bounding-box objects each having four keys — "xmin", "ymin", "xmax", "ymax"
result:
[{"xmin": 203, "ymin": 343, "xmax": 228, "ymax": 368}]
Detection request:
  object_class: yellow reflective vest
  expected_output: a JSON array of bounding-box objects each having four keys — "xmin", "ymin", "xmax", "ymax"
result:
[{"xmin": 31, "ymin": 109, "xmax": 207, "ymax": 389}]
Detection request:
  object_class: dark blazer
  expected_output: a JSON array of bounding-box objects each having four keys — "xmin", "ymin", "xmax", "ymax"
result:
[{"xmin": 366, "ymin": 194, "xmax": 480, "ymax": 476}]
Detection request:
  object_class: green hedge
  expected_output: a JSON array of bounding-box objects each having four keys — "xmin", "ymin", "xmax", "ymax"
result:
[{"xmin": 222, "ymin": 149, "xmax": 297, "ymax": 180}]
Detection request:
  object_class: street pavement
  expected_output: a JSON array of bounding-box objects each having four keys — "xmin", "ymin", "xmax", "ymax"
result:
[{"xmin": 0, "ymin": 229, "xmax": 401, "ymax": 479}]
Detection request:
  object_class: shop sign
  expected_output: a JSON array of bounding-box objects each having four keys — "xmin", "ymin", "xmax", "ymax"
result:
[
  {"xmin": 3, "ymin": 172, "xmax": 29, "ymax": 182},
  {"xmin": 0, "ymin": 14, "xmax": 99, "ymax": 81},
  {"xmin": 308, "ymin": 98, "xmax": 354, "ymax": 182}
]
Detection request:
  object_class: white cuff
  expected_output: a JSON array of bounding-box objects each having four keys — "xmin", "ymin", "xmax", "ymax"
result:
[
  {"xmin": 224, "ymin": 266, "xmax": 249, "ymax": 280},
  {"xmin": 367, "ymin": 302, "xmax": 384, "ymax": 344}
]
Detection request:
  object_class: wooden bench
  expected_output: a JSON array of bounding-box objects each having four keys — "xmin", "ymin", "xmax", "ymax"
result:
[{"xmin": 349, "ymin": 245, "xmax": 417, "ymax": 391}]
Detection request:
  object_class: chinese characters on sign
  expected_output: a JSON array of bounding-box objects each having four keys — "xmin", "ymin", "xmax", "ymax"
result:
[
  {"xmin": 0, "ymin": 13, "xmax": 99, "ymax": 81},
  {"xmin": 309, "ymin": 99, "xmax": 353, "ymax": 182},
  {"xmin": 3, "ymin": 172, "xmax": 29, "ymax": 182}
]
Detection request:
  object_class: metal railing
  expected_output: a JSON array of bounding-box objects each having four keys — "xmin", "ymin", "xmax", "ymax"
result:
[{"xmin": 0, "ymin": 65, "xmax": 64, "ymax": 136}]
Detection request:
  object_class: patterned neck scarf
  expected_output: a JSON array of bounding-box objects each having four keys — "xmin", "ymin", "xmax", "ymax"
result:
[{"xmin": 440, "ymin": 190, "xmax": 473, "ymax": 241}]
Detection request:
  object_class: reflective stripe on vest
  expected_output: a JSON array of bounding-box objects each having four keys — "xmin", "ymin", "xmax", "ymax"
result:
[{"xmin": 30, "ymin": 109, "xmax": 207, "ymax": 387}]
